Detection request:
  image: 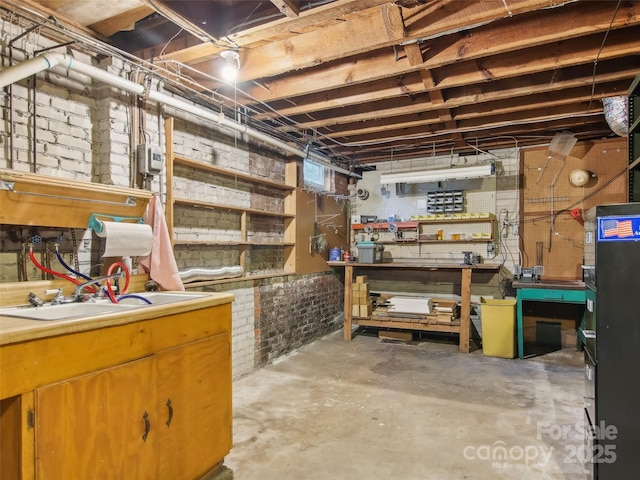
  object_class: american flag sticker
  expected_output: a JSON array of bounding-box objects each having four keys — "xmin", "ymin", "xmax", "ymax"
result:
[{"xmin": 598, "ymin": 216, "xmax": 640, "ymax": 241}]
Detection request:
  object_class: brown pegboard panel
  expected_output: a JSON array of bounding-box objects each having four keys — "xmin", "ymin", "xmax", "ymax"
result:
[{"xmin": 520, "ymin": 138, "xmax": 627, "ymax": 280}]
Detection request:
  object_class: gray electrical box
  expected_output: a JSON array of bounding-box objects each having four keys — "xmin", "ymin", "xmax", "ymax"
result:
[{"xmin": 136, "ymin": 144, "xmax": 163, "ymax": 175}]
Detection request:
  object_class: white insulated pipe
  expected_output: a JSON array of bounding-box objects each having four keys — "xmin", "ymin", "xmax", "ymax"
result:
[{"xmin": 0, "ymin": 53, "xmax": 357, "ymax": 177}]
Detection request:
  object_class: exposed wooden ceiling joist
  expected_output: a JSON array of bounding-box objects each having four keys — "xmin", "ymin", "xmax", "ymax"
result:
[{"xmin": 2, "ymin": 0, "xmax": 637, "ymax": 166}]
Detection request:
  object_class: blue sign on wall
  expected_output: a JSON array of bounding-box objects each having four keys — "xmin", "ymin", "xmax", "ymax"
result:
[{"xmin": 598, "ymin": 215, "xmax": 640, "ymax": 242}]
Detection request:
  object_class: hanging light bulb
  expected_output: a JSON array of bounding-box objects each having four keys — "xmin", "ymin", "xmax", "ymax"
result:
[{"xmin": 220, "ymin": 50, "xmax": 240, "ymax": 82}]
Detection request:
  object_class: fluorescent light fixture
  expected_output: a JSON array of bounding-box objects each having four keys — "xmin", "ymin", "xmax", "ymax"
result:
[{"xmin": 379, "ymin": 162, "xmax": 495, "ymax": 184}]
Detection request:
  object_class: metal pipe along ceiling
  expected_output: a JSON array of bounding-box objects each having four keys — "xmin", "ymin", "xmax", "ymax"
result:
[{"xmin": 0, "ymin": 52, "xmax": 358, "ymax": 177}]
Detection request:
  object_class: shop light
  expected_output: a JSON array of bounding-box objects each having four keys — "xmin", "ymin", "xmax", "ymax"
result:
[
  {"xmin": 379, "ymin": 162, "xmax": 495, "ymax": 184},
  {"xmin": 220, "ymin": 50, "xmax": 240, "ymax": 82}
]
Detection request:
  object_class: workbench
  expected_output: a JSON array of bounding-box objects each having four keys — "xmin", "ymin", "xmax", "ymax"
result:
[
  {"xmin": 327, "ymin": 261, "xmax": 500, "ymax": 353},
  {"xmin": 513, "ymin": 280, "xmax": 586, "ymax": 358}
]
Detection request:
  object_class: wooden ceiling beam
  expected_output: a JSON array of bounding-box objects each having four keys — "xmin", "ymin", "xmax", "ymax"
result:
[
  {"xmin": 431, "ymin": 27, "xmax": 638, "ymax": 90},
  {"xmin": 453, "ymin": 82, "xmax": 630, "ymax": 120},
  {"xmin": 265, "ymin": 59, "xmax": 639, "ymax": 121},
  {"xmin": 238, "ymin": 23, "xmax": 637, "ymax": 115},
  {"xmin": 344, "ymin": 120, "xmax": 612, "ymax": 163},
  {"xmin": 276, "ymin": 73, "xmax": 632, "ymax": 131},
  {"xmin": 233, "ymin": 4, "xmax": 405, "ymax": 81},
  {"xmin": 270, "ymin": 0, "xmax": 299, "ymax": 18},
  {"xmin": 181, "ymin": 0, "xmax": 570, "ymax": 80},
  {"xmin": 322, "ymin": 101, "xmax": 601, "ymax": 145},
  {"xmin": 89, "ymin": 5, "xmax": 154, "ymax": 37},
  {"xmin": 159, "ymin": 0, "xmax": 393, "ymax": 63},
  {"xmin": 314, "ymin": 89, "xmax": 608, "ymax": 138},
  {"xmin": 10, "ymin": 0, "xmax": 110, "ymax": 41},
  {"xmin": 233, "ymin": 2, "xmax": 640, "ymax": 102}
]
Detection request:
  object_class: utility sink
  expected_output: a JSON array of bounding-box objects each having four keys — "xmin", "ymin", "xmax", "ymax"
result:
[
  {"xmin": 0, "ymin": 302, "xmax": 140, "ymax": 321},
  {"xmin": 118, "ymin": 292, "xmax": 206, "ymax": 306},
  {"xmin": 0, "ymin": 293, "xmax": 207, "ymax": 321}
]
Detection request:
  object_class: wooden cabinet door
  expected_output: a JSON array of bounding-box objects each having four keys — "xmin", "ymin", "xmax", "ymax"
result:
[
  {"xmin": 155, "ymin": 333, "xmax": 232, "ymax": 480},
  {"xmin": 35, "ymin": 356, "xmax": 158, "ymax": 480}
]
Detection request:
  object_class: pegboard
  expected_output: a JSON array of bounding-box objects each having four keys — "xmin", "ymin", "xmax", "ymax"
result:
[{"xmin": 520, "ymin": 138, "xmax": 627, "ymax": 280}]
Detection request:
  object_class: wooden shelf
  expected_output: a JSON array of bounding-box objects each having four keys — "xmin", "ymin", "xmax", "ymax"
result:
[
  {"xmin": 354, "ymin": 317, "xmax": 461, "ymax": 334},
  {"xmin": 416, "ymin": 216, "xmax": 495, "ymax": 224},
  {"xmin": 174, "ymin": 198, "xmax": 295, "ymax": 218},
  {"xmin": 352, "ymin": 221, "xmax": 418, "ymax": 230},
  {"xmin": 182, "ymin": 271, "xmax": 293, "ymax": 288},
  {"xmin": 0, "ymin": 169, "xmax": 152, "ymax": 229},
  {"xmin": 174, "ymin": 240, "xmax": 295, "ymax": 247},
  {"xmin": 174, "ymin": 155, "xmax": 295, "ymax": 191},
  {"xmin": 379, "ymin": 239, "xmax": 417, "ymax": 245},
  {"xmin": 417, "ymin": 238, "xmax": 492, "ymax": 244}
]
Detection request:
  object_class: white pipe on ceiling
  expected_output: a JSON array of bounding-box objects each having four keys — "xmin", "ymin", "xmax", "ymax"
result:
[{"xmin": 0, "ymin": 53, "xmax": 359, "ymax": 178}]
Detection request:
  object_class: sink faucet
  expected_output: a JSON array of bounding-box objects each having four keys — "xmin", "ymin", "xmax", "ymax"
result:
[{"xmin": 74, "ymin": 272, "xmax": 125, "ymax": 301}]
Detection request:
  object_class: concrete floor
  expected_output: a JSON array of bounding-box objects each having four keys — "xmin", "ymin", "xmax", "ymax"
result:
[{"xmin": 218, "ymin": 330, "xmax": 587, "ymax": 480}]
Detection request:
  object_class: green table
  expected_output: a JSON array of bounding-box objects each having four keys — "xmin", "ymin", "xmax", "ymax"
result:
[{"xmin": 513, "ymin": 281, "xmax": 586, "ymax": 358}]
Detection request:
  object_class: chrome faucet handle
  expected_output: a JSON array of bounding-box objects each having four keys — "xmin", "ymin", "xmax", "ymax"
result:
[
  {"xmin": 45, "ymin": 288, "xmax": 65, "ymax": 305},
  {"xmin": 27, "ymin": 292, "xmax": 45, "ymax": 307}
]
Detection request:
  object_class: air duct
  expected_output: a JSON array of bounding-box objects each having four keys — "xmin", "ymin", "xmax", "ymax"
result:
[
  {"xmin": 179, "ymin": 266, "xmax": 244, "ymax": 283},
  {"xmin": 0, "ymin": 53, "xmax": 360, "ymax": 178},
  {"xmin": 602, "ymin": 96, "xmax": 628, "ymax": 137}
]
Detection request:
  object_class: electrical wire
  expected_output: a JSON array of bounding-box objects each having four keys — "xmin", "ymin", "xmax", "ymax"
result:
[{"xmin": 586, "ymin": 0, "xmax": 622, "ymax": 113}]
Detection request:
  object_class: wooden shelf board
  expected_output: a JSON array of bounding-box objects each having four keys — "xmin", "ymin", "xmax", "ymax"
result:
[
  {"xmin": 182, "ymin": 271, "xmax": 293, "ymax": 288},
  {"xmin": 379, "ymin": 239, "xmax": 418, "ymax": 245},
  {"xmin": 354, "ymin": 317, "xmax": 461, "ymax": 333},
  {"xmin": 174, "ymin": 155, "xmax": 294, "ymax": 191},
  {"xmin": 352, "ymin": 222, "xmax": 418, "ymax": 230},
  {"xmin": 327, "ymin": 261, "xmax": 500, "ymax": 271},
  {"xmin": 174, "ymin": 198, "xmax": 294, "ymax": 218},
  {"xmin": 417, "ymin": 239, "xmax": 492, "ymax": 244},
  {"xmin": 174, "ymin": 240, "xmax": 294, "ymax": 247},
  {"xmin": 416, "ymin": 217, "xmax": 495, "ymax": 223},
  {"xmin": 0, "ymin": 169, "xmax": 152, "ymax": 229}
]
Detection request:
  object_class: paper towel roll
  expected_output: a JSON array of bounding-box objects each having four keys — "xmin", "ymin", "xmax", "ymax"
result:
[{"xmin": 95, "ymin": 221, "xmax": 153, "ymax": 257}]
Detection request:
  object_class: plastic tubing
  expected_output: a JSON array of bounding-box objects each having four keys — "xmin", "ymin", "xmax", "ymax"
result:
[
  {"xmin": 105, "ymin": 261, "xmax": 131, "ymax": 303},
  {"xmin": 116, "ymin": 294, "xmax": 153, "ymax": 305},
  {"xmin": 28, "ymin": 249, "xmax": 96, "ymax": 292},
  {"xmin": 54, "ymin": 248, "xmax": 92, "ymax": 281}
]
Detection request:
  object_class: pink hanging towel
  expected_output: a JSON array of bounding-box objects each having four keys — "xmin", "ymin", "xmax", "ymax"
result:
[{"xmin": 138, "ymin": 195, "xmax": 185, "ymax": 291}]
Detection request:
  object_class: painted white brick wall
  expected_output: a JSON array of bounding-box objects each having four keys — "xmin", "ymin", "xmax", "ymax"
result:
[
  {"xmin": 201, "ymin": 283, "xmax": 256, "ymax": 379},
  {"xmin": 228, "ymin": 286, "xmax": 256, "ymax": 379}
]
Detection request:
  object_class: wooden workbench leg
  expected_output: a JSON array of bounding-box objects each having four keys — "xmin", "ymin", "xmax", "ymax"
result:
[
  {"xmin": 344, "ymin": 265, "xmax": 353, "ymax": 340},
  {"xmin": 459, "ymin": 268, "xmax": 471, "ymax": 353}
]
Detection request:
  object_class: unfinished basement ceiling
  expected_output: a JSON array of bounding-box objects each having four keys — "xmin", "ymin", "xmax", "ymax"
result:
[{"xmin": 3, "ymin": 0, "xmax": 640, "ymax": 168}]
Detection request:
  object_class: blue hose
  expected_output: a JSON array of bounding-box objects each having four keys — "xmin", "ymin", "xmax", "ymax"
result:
[
  {"xmin": 117, "ymin": 294, "xmax": 153, "ymax": 305},
  {"xmin": 55, "ymin": 249, "xmax": 92, "ymax": 281}
]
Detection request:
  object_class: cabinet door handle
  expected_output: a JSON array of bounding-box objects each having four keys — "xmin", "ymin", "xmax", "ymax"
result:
[
  {"xmin": 165, "ymin": 399, "xmax": 173, "ymax": 427},
  {"xmin": 142, "ymin": 411, "xmax": 150, "ymax": 442}
]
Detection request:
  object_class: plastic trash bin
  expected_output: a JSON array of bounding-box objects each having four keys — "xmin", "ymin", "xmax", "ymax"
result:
[{"xmin": 480, "ymin": 297, "xmax": 517, "ymax": 358}]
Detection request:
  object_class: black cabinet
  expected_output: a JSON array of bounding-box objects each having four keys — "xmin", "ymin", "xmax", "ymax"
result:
[{"xmin": 583, "ymin": 203, "xmax": 640, "ymax": 479}]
